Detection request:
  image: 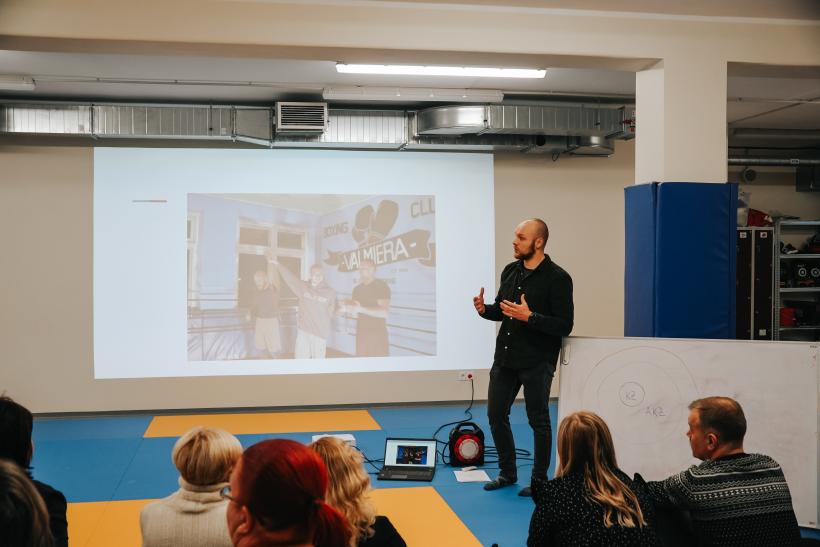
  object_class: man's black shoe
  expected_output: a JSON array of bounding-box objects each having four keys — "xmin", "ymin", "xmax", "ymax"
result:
[
  {"xmin": 483, "ymin": 475, "xmax": 517, "ymax": 491},
  {"xmin": 518, "ymin": 486, "xmax": 532, "ymax": 497}
]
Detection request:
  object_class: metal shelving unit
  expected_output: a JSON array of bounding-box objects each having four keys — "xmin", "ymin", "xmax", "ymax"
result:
[{"xmin": 773, "ymin": 219, "xmax": 820, "ymax": 340}]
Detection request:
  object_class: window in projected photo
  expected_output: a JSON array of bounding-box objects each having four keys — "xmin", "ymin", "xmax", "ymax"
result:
[{"xmin": 187, "ymin": 193, "xmax": 437, "ymax": 362}]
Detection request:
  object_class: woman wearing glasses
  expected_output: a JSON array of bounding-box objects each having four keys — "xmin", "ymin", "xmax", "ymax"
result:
[
  {"xmin": 224, "ymin": 439, "xmax": 350, "ymax": 547},
  {"xmin": 141, "ymin": 426, "xmax": 242, "ymax": 547}
]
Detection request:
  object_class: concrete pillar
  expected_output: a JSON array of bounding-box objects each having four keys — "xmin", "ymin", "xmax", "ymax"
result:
[{"xmin": 635, "ymin": 56, "xmax": 728, "ymax": 184}]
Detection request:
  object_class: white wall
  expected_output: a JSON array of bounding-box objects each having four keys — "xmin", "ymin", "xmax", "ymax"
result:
[
  {"xmin": 494, "ymin": 143, "xmax": 633, "ymax": 338},
  {"xmin": 0, "ymin": 143, "xmax": 629, "ymax": 412}
]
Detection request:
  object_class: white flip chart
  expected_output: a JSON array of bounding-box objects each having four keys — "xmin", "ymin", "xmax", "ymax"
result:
[{"xmin": 559, "ymin": 337, "xmax": 819, "ymax": 528}]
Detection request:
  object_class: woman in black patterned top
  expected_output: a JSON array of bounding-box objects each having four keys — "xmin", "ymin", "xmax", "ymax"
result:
[{"xmin": 527, "ymin": 411, "xmax": 660, "ymax": 547}]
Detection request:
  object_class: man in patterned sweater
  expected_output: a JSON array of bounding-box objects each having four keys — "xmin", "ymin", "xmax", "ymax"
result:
[{"xmin": 645, "ymin": 396, "xmax": 800, "ymax": 546}]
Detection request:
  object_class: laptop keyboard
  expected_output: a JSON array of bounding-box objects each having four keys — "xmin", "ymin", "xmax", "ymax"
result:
[{"xmin": 380, "ymin": 468, "xmax": 433, "ymax": 480}]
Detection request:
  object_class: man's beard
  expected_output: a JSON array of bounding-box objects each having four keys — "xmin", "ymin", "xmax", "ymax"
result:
[{"xmin": 515, "ymin": 242, "xmax": 536, "ymax": 261}]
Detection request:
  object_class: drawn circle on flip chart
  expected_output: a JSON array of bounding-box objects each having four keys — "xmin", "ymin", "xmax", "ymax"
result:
[
  {"xmin": 581, "ymin": 347, "xmax": 698, "ymax": 445},
  {"xmin": 619, "ymin": 382, "xmax": 645, "ymax": 407}
]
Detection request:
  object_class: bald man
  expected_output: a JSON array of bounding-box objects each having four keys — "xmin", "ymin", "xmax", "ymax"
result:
[{"xmin": 473, "ymin": 218, "xmax": 574, "ymax": 496}]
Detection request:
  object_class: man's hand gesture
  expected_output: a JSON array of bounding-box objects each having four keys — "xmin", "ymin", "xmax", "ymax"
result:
[
  {"xmin": 473, "ymin": 287, "xmax": 486, "ymax": 315},
  {"xmin": 500, "ymin": 294, "xmax": 532, "ymax": 322}
]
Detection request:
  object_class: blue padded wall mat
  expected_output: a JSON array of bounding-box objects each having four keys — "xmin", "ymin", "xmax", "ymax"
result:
[
  {"xmin": 624, "ymin": 182, "xmax": 657, "ymax": 337},
  {"xmin": 625, "ymin": 182, "xmax": 737, "ymax": 339}
]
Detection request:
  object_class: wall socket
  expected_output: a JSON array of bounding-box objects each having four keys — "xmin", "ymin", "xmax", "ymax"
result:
[{"xmin": 458, "ymin": 371, "xmax": 474, "ymax": 381}]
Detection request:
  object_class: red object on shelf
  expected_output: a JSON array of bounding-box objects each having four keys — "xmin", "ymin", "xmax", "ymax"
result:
[
  {"xmin": 780, "ymin": 307, "xmax": 797, "ymax": 327},
  {"xmin": 747, "ymin": 209, "xmax": 773, "ymax": 227}
]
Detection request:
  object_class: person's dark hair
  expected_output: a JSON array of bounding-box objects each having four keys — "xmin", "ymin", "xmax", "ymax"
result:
[
  {"xmin": 689, "ymin": 396, "xmax": 747, "ymax": 445},
  {"xmin": 237, "ymin": 439, "xmax": 351, "ymax": 547},
  {"xmin": 529, "ymin": 218, "xmax": 549, "ymax": 248},
  {"xmin": 0, "ymin": 459, "xmax": 53, "ymax": 547},
  {"xmin": 0, "ymin": 396, "xmax": 34, "ymax": 469}
]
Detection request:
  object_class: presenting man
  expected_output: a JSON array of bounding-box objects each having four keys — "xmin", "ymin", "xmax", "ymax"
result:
[
  {"xmin": 644, "ymin": 396, "xmax": 800, "ymax": 546},
  {"xmin": 274, "ymin": 261, "xmax": 337, "ymax": 359},
  {"xmin": 473, "ymin": 218, "xmax": 573, "ymax": 496}
]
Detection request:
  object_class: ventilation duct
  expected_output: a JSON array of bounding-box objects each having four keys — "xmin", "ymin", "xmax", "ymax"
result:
[
  {"xmin": 569, "ymin": 136, "xmax": 615, "ymax": 156},
  {"xmin": 416, "ymin": 104, "xmax": 633, "ymax": 140},
  {"xmin": 275, "ymin": 102, "xmax": 327, "ymax": 133},
  {"xmin": 0, "ymin": 101, "xmax": 632, "ymax": 157}
]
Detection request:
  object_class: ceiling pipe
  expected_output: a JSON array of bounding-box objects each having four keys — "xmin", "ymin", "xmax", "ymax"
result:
[
  {"xmin": 728, "ymin": 157, "xmax": 820, "ymax": 166},
  {"xmin": 730, "ymin": 128, "xmax": 820, "ymax": 140}
]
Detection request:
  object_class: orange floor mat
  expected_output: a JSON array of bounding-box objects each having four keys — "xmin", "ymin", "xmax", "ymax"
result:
[{"xmin": 143, "ymin": 409, "xmax": 381, "ymax": 437}]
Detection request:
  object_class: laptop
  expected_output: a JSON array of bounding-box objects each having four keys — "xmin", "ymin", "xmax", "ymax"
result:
[{"xmin": 377, "ymin": 438, "xmax": 437, "ymax": 482}]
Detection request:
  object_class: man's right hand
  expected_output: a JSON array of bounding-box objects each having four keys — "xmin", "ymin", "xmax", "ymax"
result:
[{"xmin": 473, "ymin": 287, "xmax": 486, "ymax": 315}]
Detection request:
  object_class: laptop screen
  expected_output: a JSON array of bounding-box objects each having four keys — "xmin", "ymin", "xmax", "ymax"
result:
[{"xmin": 384, "ymin": 438, "xmax": 437, "ymax": 468}]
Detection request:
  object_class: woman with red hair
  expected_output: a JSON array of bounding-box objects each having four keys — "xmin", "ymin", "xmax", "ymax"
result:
[{"xmin": 224, "ymin": 439, "xmax": 351, "ymax": 547}]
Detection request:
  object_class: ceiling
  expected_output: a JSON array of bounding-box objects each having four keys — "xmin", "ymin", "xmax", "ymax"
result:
[
  {"xmin": 0, "ymin": 50, "xmax": 818, "ymax": 134},
  {"xmin": 0, "ymin": 50, "xmax": 637, "ymax": 103},
  {"xmin": 367, "ymin": 0, "xmax": 820, "ymax": 21}
]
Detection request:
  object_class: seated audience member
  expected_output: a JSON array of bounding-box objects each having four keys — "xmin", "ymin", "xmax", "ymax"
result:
[
  {"xmin": 0, "ymin": 458, "xmax": 54, "ymax": 547},
  {"xmin": 224, "ymin": 439, "xmax": 351, "ymax": 547},
  {"xmin": 141, "ymin": 427, "xmax": 243, "ymax": 547},
  {"xmin": 528, "ymin": 411, "xmax": 660, "ymax": 547},
  {"xmin": 310, "ymin": 437, "xmax": 405, "ymax": 547},
  {"xmin": 0, "ymin": 396, "xmax": 67, "ymax": 547},
  {"xmin": 645, "ymin": 396, "xmax": 800, "ymax": 547}
]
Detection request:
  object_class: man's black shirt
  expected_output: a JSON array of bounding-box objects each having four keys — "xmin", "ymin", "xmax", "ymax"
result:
[{"xmin": 480, "ymin": 256, "xmax": 573, "ymax": 370}]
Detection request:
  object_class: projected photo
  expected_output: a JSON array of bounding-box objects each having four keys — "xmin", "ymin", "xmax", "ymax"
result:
[
  {"xmin": 396, "ymin": 445, "xmax": 429, "ymax": 465},
  {"xmin": 187, "ymin": 193, "xmax": 437, "ymax": 361}
]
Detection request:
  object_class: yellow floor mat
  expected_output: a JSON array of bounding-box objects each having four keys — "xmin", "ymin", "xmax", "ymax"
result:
[
  {"xmin": 67, "ymin": 487, "xmax": 479, "ymax": 547},
  {"xmin": 68, "ymin": 499, "xmax": 154, "ymax": 547},
  {"xmin": 372, "ymin": 486, "xmax": 481, "ymax": 547},
  {"xmin": 143, "ymin": 409, "xmax": 381, "ymax": 437}
]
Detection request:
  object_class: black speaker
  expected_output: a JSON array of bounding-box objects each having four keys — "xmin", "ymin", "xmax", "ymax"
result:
[
  {"xmin": 448, "ymin": 422, "xmax": 485, "ymax": 467},
  {"xmin": 795, "ymin": 261, "xmax": 815, "ymax": 287}
]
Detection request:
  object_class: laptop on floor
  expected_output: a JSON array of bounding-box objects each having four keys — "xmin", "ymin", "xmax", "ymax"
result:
[{"xmin": 377, "ymin": 438, "xmax": 437, "ymax": 482}]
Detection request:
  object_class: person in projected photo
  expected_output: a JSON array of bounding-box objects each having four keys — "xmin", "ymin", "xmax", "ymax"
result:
[
  {"xmin": 269, "ymin": 254, "xmax": 337, "ymax": 359},
  {"xmin": 249, "ymin": 268, "xmax": 281, "ymax": 359},
  {"xmin": 396, "ymin": 447, "xmax": 425, "ymax": 465},
  {"xmin": 473, "ymin": 218, "xmax": 574, "ymax": 497},
  {"xmin": 343, "ymin": 260, "xmax": 391, "ymax": 357}
]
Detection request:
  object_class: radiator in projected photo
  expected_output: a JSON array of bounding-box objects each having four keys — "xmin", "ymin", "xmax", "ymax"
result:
[{"xmin": 187, "ymin": 193, "xmax": 437, "ymax": 361}]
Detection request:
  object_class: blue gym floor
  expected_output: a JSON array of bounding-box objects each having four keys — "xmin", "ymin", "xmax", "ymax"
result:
[{"xmin": 31, "ymin": 401, "xmax": 820, "ymax": 546}]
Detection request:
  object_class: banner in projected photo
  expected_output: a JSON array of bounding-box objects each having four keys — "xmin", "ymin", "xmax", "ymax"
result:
[{"xmin": 187, "ymin": 193, "xmax": 436, "ymax": 361}]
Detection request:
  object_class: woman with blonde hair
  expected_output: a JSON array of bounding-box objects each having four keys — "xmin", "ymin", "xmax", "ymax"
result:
[
  {"xmin": 141, "ymin": 426, "xmax": 243, "ymax": 547},
  {"xmin": 310, "ymin": 437, "xmax": 405, "ymax": 547},
  {"xmin": 527, "ymin": 411, "xmax": 659, "ymax": 546}
]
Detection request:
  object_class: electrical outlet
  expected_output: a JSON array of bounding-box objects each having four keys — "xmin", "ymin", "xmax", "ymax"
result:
[{"xmin": 458, "ymin": 371, "xmax": 474, "ymax": 381}]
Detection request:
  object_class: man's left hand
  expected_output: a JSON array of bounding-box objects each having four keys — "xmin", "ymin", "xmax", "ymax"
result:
[{"xmin": 500, "ymin": 294, "xmax": 532, "ymax": 322}]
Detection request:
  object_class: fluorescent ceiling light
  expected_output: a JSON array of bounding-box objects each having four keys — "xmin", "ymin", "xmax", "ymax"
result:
[
  {"xmin": 0, "ymin": 75, "xmax": 36, "ymax": 91},
  {"xmin": 336, "ymin": 64, "xmax": 546, "ymax": 79},
  {"xmin": 323, "ymin": 86, "xmax": 504, "ymax": 103}
]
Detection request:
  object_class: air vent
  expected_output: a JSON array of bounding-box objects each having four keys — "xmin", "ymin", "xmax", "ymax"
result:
[{"xmin": 275, "ymin": 102, "xmax": 327, "ymax": 133}]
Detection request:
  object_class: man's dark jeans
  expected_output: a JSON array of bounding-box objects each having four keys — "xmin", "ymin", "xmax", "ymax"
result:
[{"xmin": 487, "ymin": 363, "xmax": 554, "ymax": 482}]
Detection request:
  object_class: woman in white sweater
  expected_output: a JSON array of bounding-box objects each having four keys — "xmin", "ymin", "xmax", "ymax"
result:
[{"xmin": 141, "ymin": 426, "xmax": 242, "ymax": 547}]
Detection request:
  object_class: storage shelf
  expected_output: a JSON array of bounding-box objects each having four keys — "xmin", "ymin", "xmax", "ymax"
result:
[
  {"xmin": 779, "ymin": 254, "xmax": 820, "ymax": 259},
  {"xmin": 773, "ymin": 220, "xmax": 820, "ymax": 340}
]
